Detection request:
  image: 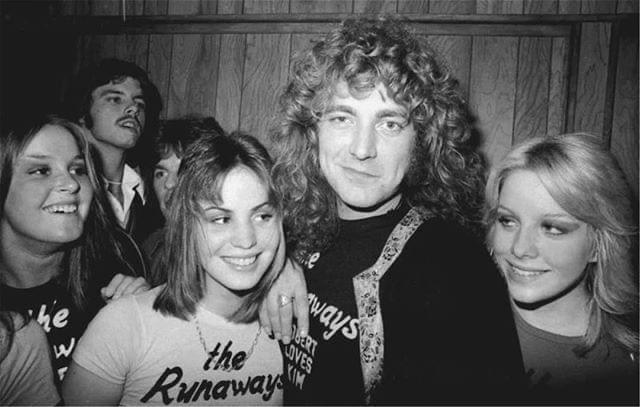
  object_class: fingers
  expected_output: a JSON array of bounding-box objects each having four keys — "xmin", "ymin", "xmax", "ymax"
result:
[
  {"xmin": 293, "ymin": 291, "xmax": 309, "ymax": 339},
  {"xmin": 267, "ymin": 289, "xmax": 282, "ymax": 340},
  {"xmin": 258, "ymin": 301, "xmax": 272, "ymax": 337},
  {"xmin": 100, "ymin": 273, "xmax": 124, "ymax": 302},
  {"xmin": 278, "ymin": 296, "xmax": 294, "ymax": 344},
  {"xmin": 290, "ymin": 260, "xmax": 309, "ymax": 338},
  {"xmin": 101, "ymin": 275, "xmax": 150, "ymax": 303}
]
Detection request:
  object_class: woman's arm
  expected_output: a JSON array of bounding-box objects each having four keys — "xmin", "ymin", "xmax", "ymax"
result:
[{"xmin": 62, "ymin": 362, "xmax": 123, "ymax": 405}]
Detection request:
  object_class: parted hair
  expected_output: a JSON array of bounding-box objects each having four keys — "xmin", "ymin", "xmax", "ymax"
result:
[
  {"xmin": 269, "ymin": 16, "xmax": 485, "ymax": 259},
  {"xmin": 0, "ymin": 114, "xmax": 133, "ymax": 309},
  {"xmin": 485, "ymin": 133, "xmax": 639, "ymax": 355},
  {"xmin": 153, "ymin": 132, "xmax": 283, "ymax": 323}
]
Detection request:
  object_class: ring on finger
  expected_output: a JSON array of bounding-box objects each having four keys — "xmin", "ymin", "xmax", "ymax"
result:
[{"xmin": 278, "ymin": 294, "xmax": 293, "ymax": 308}]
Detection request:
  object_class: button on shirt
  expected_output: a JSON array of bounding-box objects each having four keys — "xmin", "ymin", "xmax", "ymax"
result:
[{"xmin": 104, "ymin": 164, "xmax": 146, "ymax": 229}]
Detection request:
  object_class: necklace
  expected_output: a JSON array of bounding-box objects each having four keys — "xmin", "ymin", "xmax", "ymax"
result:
[
  {"xmin": 104, "ymin": 179, "xmax": 123, "ymax": 185},
  {"xmin": 193, "ymin": 314, "xmax": 262, "ymax": 372}
]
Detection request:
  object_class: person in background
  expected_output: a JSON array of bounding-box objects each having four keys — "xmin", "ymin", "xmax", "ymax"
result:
[
  {"xmin": 0, "ymin": 311, "xmax": 60, "ymax": 405},
  {"xmin": 268, "ymin": 17, "xmax": 525, "ymax": 404},
  {"xmin": 63, "ymin": 132, "xmax": 285, "ymax": 405},
  {"xmin": 485, "ymin": 132, "xmax": 639, "ymax": 405},
  {"xmin": 65, "ymin": 58, "xmax": 164, "ymax": 245},
  {"xmin": 141, "ymin": 116, "xmax": 225, "ymax": 279},
  {"xmin": 0, "ymin": 115, "xmax": 148, "ymax": 385}
]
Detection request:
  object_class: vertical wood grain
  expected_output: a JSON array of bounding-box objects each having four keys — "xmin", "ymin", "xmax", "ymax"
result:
[
  {"xmin": 115, "ymin": 34, "xmax": 149, "ymax": 70},
  {"xmin": 167, "ymin": 34, "xmax": 220, "ymax": 117},
  {"xmin": 547, "ymin": 37, "xmax": 569, "ymax": 135},
  {"xmin": 125, "ymin": 0, "xmax": 145, "ymax": 16},
  {"xmin": 429, "ymin": 0, "xmax": 475, "ymax": 13},
  {"xmin": 513, "ymin": 37, "xmax": 552, "ymax": 143},
  {"xmin": 168, "ymin": 0, "xmax": 201, "ymax": 14},
  {"xmin": 240, "ymin": 34, "xmax": 291, "ymax": 145},
  {"xmin": 610, "ymin": 31, "xmax": 638, "ymax": 198},
  {"xmin": 398, "ymin": 0, "xmax": 429, "ymax": 13},
  {"xmin": 476, "ymin": 0, "xmax": 524, "ymax": 14},
  {"xmin": 558, "ymin": 0, "xmax": 581, "ymax": 13},
  {"xmin": 215, "ymin": 34, "xmax": 246, "ymax": 132},
  {"xmin": 616, "ymin": 0, "xmax": 639, "ymax": 13},
  {"xmin": 469, "ymin": 36, "xmax": 518, "ymax": 168},
  {"xmin": 87, "ymin": 35, "xmax": 119, "ymax": 62},
  {"xmin": 200, "ymin": 0, "xmax": 219, "ymax": 14},
  {"xmin": 91, "ymin": 0, "xmax": 120, "ymax": 15},
  {"xmin": 426, "ymin": 35, "xmax": 472, "ymax": 96},
  {"xmin": 354, "ymin": 0, "xmax": 397, "ymax": 13},
  {"xmin": 523, "ymin": 0, "xmax": 557, "ymax": 14},
  {"xmin": 217, "ymin": 0, "xmax": 243, "ymax": 14},
  {"xmin": 243, "ymin": 0, "xmax": 289, "ymax": 13},
  {"xmin": 291, "ymin": 0, "xmax": 353, "ymax": 13},
  {"xmin": 581, "ymin": 0, "xmax": 617, "ymax": 14},
  {"xmin": 143, "ymin": 0, "xmax": 168, "ymax": 15},
  {"xmin": 574, "ymin": 22, "xmax": 610, "ymax": 135},
  {"xmin": 148, "ymin": 34, "xmax": 173, "ymax": 118}
]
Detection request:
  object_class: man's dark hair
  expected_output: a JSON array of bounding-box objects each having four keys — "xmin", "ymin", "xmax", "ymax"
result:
[{"xmin": 64, "ymin": 58, "xmax": 163, "ymax": 166}]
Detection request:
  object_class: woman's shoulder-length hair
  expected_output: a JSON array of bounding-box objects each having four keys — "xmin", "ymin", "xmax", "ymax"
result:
[
  {"xmin": 0, "ymin": 114, "xmax": 141, "ymax": 310},
  {"xmin": 485, "ymin": 132, "xmax": 638, "ymax": 355},
  {"xmin": 153, "ymin": 131, "xmax": 283, "ymax": 323}
]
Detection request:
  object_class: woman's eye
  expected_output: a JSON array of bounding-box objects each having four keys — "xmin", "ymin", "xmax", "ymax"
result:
[
  {"xmin": 255, "ymin": 212, "xmax": 274, "ymax": 222},
  {"xmin": 29, "ymin": 167, "xmax": 50, "ymax": 176},
  {"xmin": 210, "ymin": 216, "xmax": 229, "ymax": 225},
  {"xmin": 497, "ymin": 216, "xmax": 516, "ymax": 229},
  {"xmin": 136, "ymin": 101, "xmax": 146, "ymax": 110},
  {"xmin": 154, "ymin": 170, "xmax": 166, "ymax": 179},
  {"xmin": 70, "ymin": 165, "xmax": 87, "ymax": 176},
  {"xmin": 542, "ymin": 223, "xmax": 566, "ymax": 236},
  {"xmin": 107, "ymin": 96, "xmax": 121, "ymax": 104}
]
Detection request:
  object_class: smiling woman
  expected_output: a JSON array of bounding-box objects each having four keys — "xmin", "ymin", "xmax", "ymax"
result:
[
  {"xmin": 485, "ymin": 132, "xmax": 639, "ymax": 404},
  {"xmin": 62, "ymin": 131, "xmax": 286, "ymax": 406},
  {"xmin": 0, "ymin": 114, "xmax": 148, "ymax": 385}
]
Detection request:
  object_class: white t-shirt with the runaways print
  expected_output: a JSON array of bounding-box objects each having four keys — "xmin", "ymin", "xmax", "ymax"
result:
[{"xmin": 72, "ymin": 286, "xmax": 283, "ymax": 405}]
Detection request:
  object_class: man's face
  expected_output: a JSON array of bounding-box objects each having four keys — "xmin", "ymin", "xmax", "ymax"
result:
[
  {"xmin": 84, "ymin": 76, "xmax": 146, "ymax": 152},
  {"xmin": 317, "ymin": 82, "xmax": 416, "ymax": 220}
]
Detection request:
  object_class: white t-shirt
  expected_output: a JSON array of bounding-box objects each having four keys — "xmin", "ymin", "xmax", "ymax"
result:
[{"xmin": 72, "ymin": 287, "xmax": 283, "ymax": 405}]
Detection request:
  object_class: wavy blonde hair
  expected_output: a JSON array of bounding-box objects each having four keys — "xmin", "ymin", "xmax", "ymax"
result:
[{"xmin": 485, "ymin": 133, "xmax": 638, "ymax": 355}]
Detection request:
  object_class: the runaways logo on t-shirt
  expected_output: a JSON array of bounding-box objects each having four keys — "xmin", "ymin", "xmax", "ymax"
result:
[
  {"xmin": 28, "ymin": 300, "xmax": 76, "ymax": 382},
  {"xmin": 139, "ymin": 339, "xmax": 283, "ymax": 404}
]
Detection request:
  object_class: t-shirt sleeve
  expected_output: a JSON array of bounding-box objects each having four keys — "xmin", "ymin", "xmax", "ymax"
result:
[
  {"xmin": 71, "ymin": 295, "xmax": 142, "ymax": 384},
  {"xmin": 0, "ymin": 319, "xmax": 61, "ymax": 405}
]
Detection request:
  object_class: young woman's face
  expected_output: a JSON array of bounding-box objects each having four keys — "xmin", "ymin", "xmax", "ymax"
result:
[
  {"xmin": 196, "ymin": 166, "xmax": 280, "ymax": 296},
  {"xmin": 153, "ymin": 152, "xmax": 181, "ymax": 217},
  {"xmin": 490, "ymin": 170, "xmax": 594, "ymax": 307},
  {"xmin": 2, "ymin": 125, "xmax": 93, "ymax": 246}
]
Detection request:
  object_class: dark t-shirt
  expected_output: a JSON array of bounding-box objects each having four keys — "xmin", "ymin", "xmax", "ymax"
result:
[
  {"xmin": 0, "ymin": 229, "xmax": 146, "ymax": 385},
  {"xmin": 1, "ymin": 280, "xmax": 101, "ymax": 384},
  {"xmin": 283, "ymin": 204, "xmax": 526, "ymax": 405},
  {"xmin": 515, "ymin": 310, "xmax": 639, "ymax": 405},
  {"xmin": 284, "ymin": 203, "xmax": 404, "ymax": 405}
]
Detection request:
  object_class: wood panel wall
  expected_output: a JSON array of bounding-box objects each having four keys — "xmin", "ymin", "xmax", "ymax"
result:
[{"xmin": 2, "ymin": 0, "xmax": 638, "ymax": 198}]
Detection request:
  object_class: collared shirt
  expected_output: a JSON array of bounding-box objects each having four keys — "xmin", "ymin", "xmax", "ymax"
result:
[{"xmin": 104, "ymin": 164, "xmax": 146, "ymax": 229}]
